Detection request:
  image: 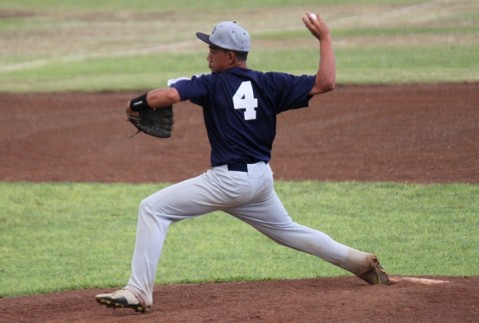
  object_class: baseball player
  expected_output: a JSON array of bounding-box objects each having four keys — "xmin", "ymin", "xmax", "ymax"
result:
[{"xmin": 96, "ymin": 12, "xmax": 390, "ymax": 313}]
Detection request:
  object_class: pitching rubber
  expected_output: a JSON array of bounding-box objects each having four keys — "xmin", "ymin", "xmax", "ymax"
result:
[{"xmin": 389, "ymin": 276, "xmax": 450, "ymax": 285}]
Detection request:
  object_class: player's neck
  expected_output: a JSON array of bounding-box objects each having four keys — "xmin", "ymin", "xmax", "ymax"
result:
[{"xmin": 231, "ymin": 61, "xmax": 247, "ymax": 69}]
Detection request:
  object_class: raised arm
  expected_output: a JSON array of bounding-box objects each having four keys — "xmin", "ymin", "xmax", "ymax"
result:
[{"xmin": 302, "ymin": 12, "xmax": 336, "ymax": 95}]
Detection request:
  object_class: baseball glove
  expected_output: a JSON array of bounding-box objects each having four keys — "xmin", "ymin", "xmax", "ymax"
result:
[{"xmin": 127, "ymin": 106, "xmax": 174, "ymax": 138}]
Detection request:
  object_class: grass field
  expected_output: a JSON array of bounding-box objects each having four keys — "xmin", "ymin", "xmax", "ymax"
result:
[
  {"xmin": 0, "ymin": 0, "xmax": 478, "ymax": 91},
  {"xmin": 0, "ymin": 0, "xmax": 478, "ymax": 298},
  {"xmin": 1, "ymin": 181, "xmax": 478, "ymax": 297}
]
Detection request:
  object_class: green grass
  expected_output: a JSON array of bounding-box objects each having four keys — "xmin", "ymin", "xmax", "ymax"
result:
[
  {"xmin": 1, "ymin": 181, "xmax": 477, "ymax": 297},
  {"xmin": 0, "ymin": 0, "xmax": 478, "ymax": 91},
  {"xmin": 0, "ymin": 0, "xmax": 422, "ymax": 11},
  {"xmin": 1, "ymin": 43, "xmax": 477, "ymax": 92},
  {"xmin": 335, "ymin": 44, "xmax": 479, "ymax": 83}
]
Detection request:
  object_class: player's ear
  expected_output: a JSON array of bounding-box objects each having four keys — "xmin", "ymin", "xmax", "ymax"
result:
[{"xmin": 226, "ymin": 50, "xmax": 236, "ymax": 63}]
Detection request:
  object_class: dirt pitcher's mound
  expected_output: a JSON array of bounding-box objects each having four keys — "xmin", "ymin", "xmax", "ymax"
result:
[
  {"xmin": 1, "ymin": 83, "xmax": 478, "ymax": 322},
  {"xmin": 1, "ymin": 277, "xmax": 478, "ymax": 322}
]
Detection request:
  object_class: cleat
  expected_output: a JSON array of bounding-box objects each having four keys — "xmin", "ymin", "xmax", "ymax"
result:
[
  {"xmin": 358, "ymin": 256, "xmax": 391, "ymax": 285},
  {"xmin": 95, "ymin": 288, "xmax": 151, "ymax": 313}
]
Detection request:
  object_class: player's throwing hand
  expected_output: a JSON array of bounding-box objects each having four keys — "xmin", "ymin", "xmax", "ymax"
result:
[{"xmin": 302, "ymin": 12, "xmax": 331, "ymax": 41}]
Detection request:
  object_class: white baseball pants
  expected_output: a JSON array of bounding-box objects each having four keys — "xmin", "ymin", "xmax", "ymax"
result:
[{"xmin": 126, "ymin": 162, "xmax": 373, "ymax": 307}]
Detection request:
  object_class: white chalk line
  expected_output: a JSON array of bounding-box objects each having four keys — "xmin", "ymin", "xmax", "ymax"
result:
[{"xmin": 0, "ymin": 40, "xmax": 197, "ymax": 73}]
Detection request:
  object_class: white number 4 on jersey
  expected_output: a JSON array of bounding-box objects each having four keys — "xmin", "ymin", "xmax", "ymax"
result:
[{"xmin": 233, "ymin": 81, "xmax": 258, "ymax": 120}]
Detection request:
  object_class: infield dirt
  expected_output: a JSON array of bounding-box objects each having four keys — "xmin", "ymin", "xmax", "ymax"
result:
[{"xmin": 1, "ymin": 83, "xmax": 478, "ymax": 322}]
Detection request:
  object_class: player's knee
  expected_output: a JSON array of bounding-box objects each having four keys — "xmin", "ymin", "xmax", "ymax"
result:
[
  {"xmin": 138, "ymin": 196, "xmax": 169, "ymax": 220},
  {"xmin": 138, "ymin": 197, "xmax": 156, "ymax": 217}
]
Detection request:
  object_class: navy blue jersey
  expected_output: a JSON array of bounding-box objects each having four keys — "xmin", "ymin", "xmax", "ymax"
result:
[{"xmin": 170, "ymin": 67, "xmax": 315, "ymax": 166}]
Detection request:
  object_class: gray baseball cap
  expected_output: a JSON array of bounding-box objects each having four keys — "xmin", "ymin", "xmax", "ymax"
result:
[{"xmin": 196, "ymin": 21, "xmax": 251, "ymax": 52}]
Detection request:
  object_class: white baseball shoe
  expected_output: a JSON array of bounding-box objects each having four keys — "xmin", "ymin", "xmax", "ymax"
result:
[{"xmin": 95, "ymin": 288, "xmax": 151, "ymax": 313}]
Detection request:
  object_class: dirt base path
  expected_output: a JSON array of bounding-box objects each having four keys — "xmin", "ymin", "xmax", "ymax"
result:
[
  {"xmin": 1, "ymin": 83, "xmax": 478, "ymax": 183},
  {"xmin": 1, "ymin": 83, "xmax": 478, "ymax": 322}
]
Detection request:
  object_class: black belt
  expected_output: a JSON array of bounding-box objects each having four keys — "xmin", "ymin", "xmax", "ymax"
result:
[{"xmin": 227, "ymin": 163, "xmax": 248, "ymax": 172}]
